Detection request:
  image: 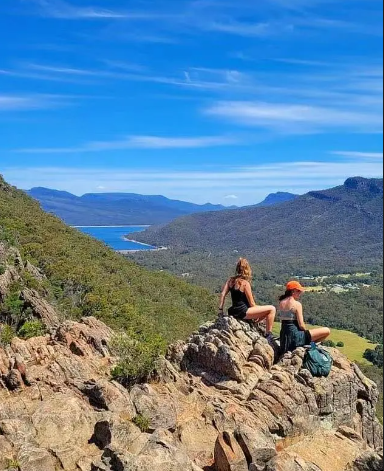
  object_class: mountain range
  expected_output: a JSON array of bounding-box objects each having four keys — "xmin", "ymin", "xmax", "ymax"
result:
[
  {"xmin": 27, "ymin": 188, "xmax": 298, "ymax": 226},
  {"xmin": 27, "ymin": 188, "xmax": 235, "ymax": 226},
  {"xmin": 132, "ymin": 177, "xmax": 384, "ymax": 265}
]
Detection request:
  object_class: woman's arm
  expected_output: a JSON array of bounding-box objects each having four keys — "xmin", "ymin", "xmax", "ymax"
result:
[
  {"xmin": 244, "ymin": 282, "xmax": 257, "ymax": 308},
  {"xmin": 219, "ymin": 281, "xmax": 230, "ymax": 311},
  {"xmin": 295, "ymin": 302, "xmax": 307, "ymax": 331}
]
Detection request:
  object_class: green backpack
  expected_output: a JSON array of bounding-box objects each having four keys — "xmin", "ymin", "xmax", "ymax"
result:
[{"xmin": 303, "ymin": 345, "xmax": 333, "ymax": 378}]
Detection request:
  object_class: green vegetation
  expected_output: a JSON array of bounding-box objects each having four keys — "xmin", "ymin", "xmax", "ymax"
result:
[
  {"xmin": 18, "ymin": 320, "xmax": 46, "ymax": 340},
  {"xmin": 0, "ymin": 176, "xmax": 216, "ymax": 381},
  {"xmin": 111, "ymin": 332, "xmax": 166, "ymax": 386},
  {"xmin": 6, "ymin": 459, "xmax": 20, "ymax": 471},
  {"xmin": 133, "ymin": 414, "xmax": 151, "ymax": 433},
  {"xmin": 133, "ymin": 178, "xmax": 383, "ymax": 268},
  {"xmin": 364, "ymin": 345, "xmax": 383, "ymax": 368},
  {"xmin": 0, "ymin": 324, "xmax": 15, "ymax": 347}
]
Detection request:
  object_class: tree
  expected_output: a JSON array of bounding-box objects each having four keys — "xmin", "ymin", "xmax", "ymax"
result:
[{"xmin": 364, "ymin": 345, "xmax": 384, "ymax": 368}]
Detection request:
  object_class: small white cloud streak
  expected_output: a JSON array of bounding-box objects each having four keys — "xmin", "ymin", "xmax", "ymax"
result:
[
  {"xmin": 31, "ymin": 0, "xmax": 158, "ymax": 20},
  {"xmin": 332, "ymin": 151, "xmax": 384, "ymax": 159},
  {"xmin": 206, "ymin": 21, "xmax": 272, "ymax": 37},
  {"xmin": 14, "ymin": 135, "xmax": 239, "ymax": 154},
  {"xmin": 0, "ymin": 94, "xmax": 71, "ymax": 111},
  {"xmin": 2, "ymin": 160, "xmax": 382, "ymax": 205},
  {"xmin": 205, "ymin": 101, "xmax": 383, "ymax": 134}
]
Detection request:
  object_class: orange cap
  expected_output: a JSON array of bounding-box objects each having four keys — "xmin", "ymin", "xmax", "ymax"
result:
[{"xmin": 286, "ymin": 281, "xmax": 306, "ymax": 292}]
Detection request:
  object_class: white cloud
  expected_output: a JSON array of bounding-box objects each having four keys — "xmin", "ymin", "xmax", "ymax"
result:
[
  {"xmin": 0, "ymin": 94, "xmax": 71, "ymax": 111},
  {"xmin": 206, "ymin": 21, "xmax": 272, "ymax": 37},
  {"xmin": 14, "ymin": 135, "xmax": 239, "ymax": 154},
  {"xmin": 205, "ymin": 101, "xmax": 383, "ymax": 134},
  {"xmin": 30, "ymin": 0, "xmax": 152, "ymax": 20},
  {"xmin": 332, "ymin": 151, "xmax": 384, "ymax": 160},
  {"xmin": 2, "ymin": 159, "xmax": 382, "ymax": 205},
  {"xmin": 225, "ymin": 195, "xmax": 239, "ymax": 200}
]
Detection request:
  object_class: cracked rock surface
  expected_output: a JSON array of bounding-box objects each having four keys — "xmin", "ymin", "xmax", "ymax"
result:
[{"xmin": 0, "ymin": 245, "xmax": 382, "ymax": 471}]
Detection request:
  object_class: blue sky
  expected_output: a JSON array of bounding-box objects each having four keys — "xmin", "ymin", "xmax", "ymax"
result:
[{"xmin": 0, "ymin": 0, "xmax": 383, "ymax": 205}]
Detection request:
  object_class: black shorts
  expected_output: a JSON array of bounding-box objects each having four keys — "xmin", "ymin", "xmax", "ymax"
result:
[{"xmin": 228, "ymin": 304, "xmax": 249, "ymax": 320}]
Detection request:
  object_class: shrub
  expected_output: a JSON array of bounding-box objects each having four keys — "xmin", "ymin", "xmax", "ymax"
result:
[
  {"xmin": 18, "ymin": 320, "xmax": 46, "ymax": 339},
  {"xmin": 6, "ymin": 459, "xmax": 20, "ymax": 471},
  {"xmin": 0, "ymin": 265, "xmax": 5, "ymax": 275},
  {"xmin": 323, "ymin": 340, "xmax": 336, "ymax": 348},
  {"xmin": 364, "ymin": 345, "xmax": 384, "ymax": 368},
  {"xmin": 1, "ymin": 290, "xmax": 24, "ymax": 327},
  {"xmin": 0, "ymin": 325, "xmax": 15, "ymax": 347},
  {"xmin": 336, "ymin": 341, "xmax": 345, "ymax": 348},
  {"xmin": 111, "ymin": 331, "xmax": 166, "ymax": 387},
  {"xmin": 133, "ymin": 414, "xmax": 151, "ymax": 433}
]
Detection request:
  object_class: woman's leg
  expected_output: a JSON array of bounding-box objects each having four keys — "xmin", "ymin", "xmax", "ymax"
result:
[
  {"xmin": 309, "ymin": 327, "xmax": 331, "ymax": 343},
  {"xmin": 245, "ymin": 306, "xmax": 276, "ymax": 333}
]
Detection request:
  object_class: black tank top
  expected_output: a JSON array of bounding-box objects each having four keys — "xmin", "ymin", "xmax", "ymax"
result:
[{"xmin": 230, "ymin": 287, "xmax": 250, "ymax": 308}]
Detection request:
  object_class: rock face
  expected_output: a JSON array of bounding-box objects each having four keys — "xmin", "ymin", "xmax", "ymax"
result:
[
  {"xmin": 0, "ymin": 246, "xmax": 382, "ymax": 471},
  {"xmin": 0, "ymin": 313, "xmax": 382, "ymax": 471}
]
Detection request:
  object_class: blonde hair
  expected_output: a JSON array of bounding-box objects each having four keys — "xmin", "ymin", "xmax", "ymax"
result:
[{"xmin": 232, "ymin": 258, "xmax": 252, "ymax": 284}]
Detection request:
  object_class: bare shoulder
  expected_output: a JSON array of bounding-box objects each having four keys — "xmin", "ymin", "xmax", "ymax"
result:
[
  {"xmin": 294, "ymin": 300, "xmax": 303, "ymax": 310},
  {"xmin": 244, "ymin": 280, "xmax": 252, "ymax": 290}
]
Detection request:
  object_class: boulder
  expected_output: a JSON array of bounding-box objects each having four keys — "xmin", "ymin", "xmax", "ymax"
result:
[
  {"xmin": 235, "ymin": 424, "xmax": 276, "ymax": 466},
  {"xmin": 349, "ymin": 450, "xmax": 384, "ymax": 471},
  {"xmin": 214, "ymin": 432, "xmax": 249, "ymax": 471},
  {"xmin": 131, "ymin": 384, "xmax": 177, "ymax": 432}
]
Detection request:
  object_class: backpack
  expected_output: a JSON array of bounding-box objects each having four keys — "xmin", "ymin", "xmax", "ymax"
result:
[{"xmin": 303, "ymin": 345, "xmax": 333, "ymax": 378}]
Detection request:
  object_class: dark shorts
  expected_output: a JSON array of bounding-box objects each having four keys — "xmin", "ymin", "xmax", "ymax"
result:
[
  {"xmin": 228, "ymin": 303, "xmax": 249, "ymax": 320},
  {"xmin": 280, "ymin": 321, "xmax": 312, "ymax": 354}
]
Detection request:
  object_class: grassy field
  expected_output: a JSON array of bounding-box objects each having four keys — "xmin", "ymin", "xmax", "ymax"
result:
[{"xmin": 273, "ymin": 322, "xmax": 377, "ymax": 365}]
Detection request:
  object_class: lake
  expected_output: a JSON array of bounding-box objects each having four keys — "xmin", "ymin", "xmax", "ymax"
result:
[{"xmin": 74, "ymin": 226, "xmax": 156, "ymax": 251}]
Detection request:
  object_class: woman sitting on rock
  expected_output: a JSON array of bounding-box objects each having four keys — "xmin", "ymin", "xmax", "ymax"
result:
[
  {"xmin": 279, "ymin": 281, "xmax": 331, "ymax": 354},
  {"xmin": 219, "ymin": 258, "xmax": 276, "ymax": 342}
]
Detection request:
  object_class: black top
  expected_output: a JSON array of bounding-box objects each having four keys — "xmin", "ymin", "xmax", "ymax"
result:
[{"xmin": 230, "ymin": 287, "xmax": 250, "ymax": 308}]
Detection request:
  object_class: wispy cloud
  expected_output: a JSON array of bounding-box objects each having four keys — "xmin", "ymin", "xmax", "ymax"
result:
[
  {"xmin": 206, "ymin": 21, "xmax": 272, "ymax": 37},
  {"xmin": 205, "ymin": 101, "xmax": 383, "ymax": 134},
  {"xmin": 14, "ymin": 135, "xmax": 239, "ymax": 154},
  {"xmin": 29, "ymin": 0, "xmax": 153, "ymax": 20},
  {"xmin": 332, "ymin": 151, "xmax": 384, "ymax": 160},
  {"xmin": 2, "ymin": 159, "xmax": 382, "ymax": 204},
  {"xmin": 0, "ymin": 94, "xmax": 71, "ymax": 111}
]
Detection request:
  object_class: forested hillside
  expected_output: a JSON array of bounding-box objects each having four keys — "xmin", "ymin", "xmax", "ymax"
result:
[
  {"xmin": 0, "ymin": 177, "xmax": 216, "ymax": 344},
  {"xmin": 134, "ymin": 177, "xmax": 383, "ymax": 267}
]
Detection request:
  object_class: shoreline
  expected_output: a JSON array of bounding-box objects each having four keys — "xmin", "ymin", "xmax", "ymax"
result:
[
  {"xmin": 121, "ymin": 236, "xmax": 168, "ymax": 253},
  {"xmin": 122, "ymin": 236, "xmax": 155, "ymax": 248},
  {"xmin": 118, "ymin": 246, "xmax": 168, "ymax": 254},
  {"xmin": 73, "ymin": 225, "xmax": 151, "ymax": 228}
]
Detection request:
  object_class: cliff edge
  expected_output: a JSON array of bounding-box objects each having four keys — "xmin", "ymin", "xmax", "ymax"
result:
[{"xmin": 0, "ymin": 246, "xmax": 382, "ymax": 471}]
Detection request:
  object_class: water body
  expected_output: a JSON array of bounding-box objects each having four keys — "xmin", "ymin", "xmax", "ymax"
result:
[{"xmin": 74, "ymin": 226, "xmax": 155, "ymax": 251}]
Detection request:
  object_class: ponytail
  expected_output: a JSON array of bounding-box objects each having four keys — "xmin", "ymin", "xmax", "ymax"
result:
[{"xmin": 279, "ymin": 289, "xmax": 294, "ymax": 302}]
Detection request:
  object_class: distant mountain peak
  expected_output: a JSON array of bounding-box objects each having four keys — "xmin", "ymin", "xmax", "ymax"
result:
[
  {"xmin": 344, "ymin": 177, "xmax": 383, "ymax": 194},
  {"xmin": 29, "ymin": 187, "xmax": 79, "ymax": 200},
  {"xmin": 256, "ymin": 192, "xmax": 299, "ymax": 207}
]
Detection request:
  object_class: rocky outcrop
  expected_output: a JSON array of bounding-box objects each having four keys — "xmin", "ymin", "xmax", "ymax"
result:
[
  {"xmin": 0, "ymin": 243, "xmax": 60, "ymax": 328},
  {"xmin": 0, "ymin": 284, "xmax": 382, "ymax": 471}
]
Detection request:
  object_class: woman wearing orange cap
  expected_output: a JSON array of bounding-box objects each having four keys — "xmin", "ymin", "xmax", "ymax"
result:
[
  {"xmin": 219, "ymin": 258, "xmax": 276, "ymax": 343},
  {"xmin": 279, "ymin": 281, "xmax": 331, "ymax": 354}
]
